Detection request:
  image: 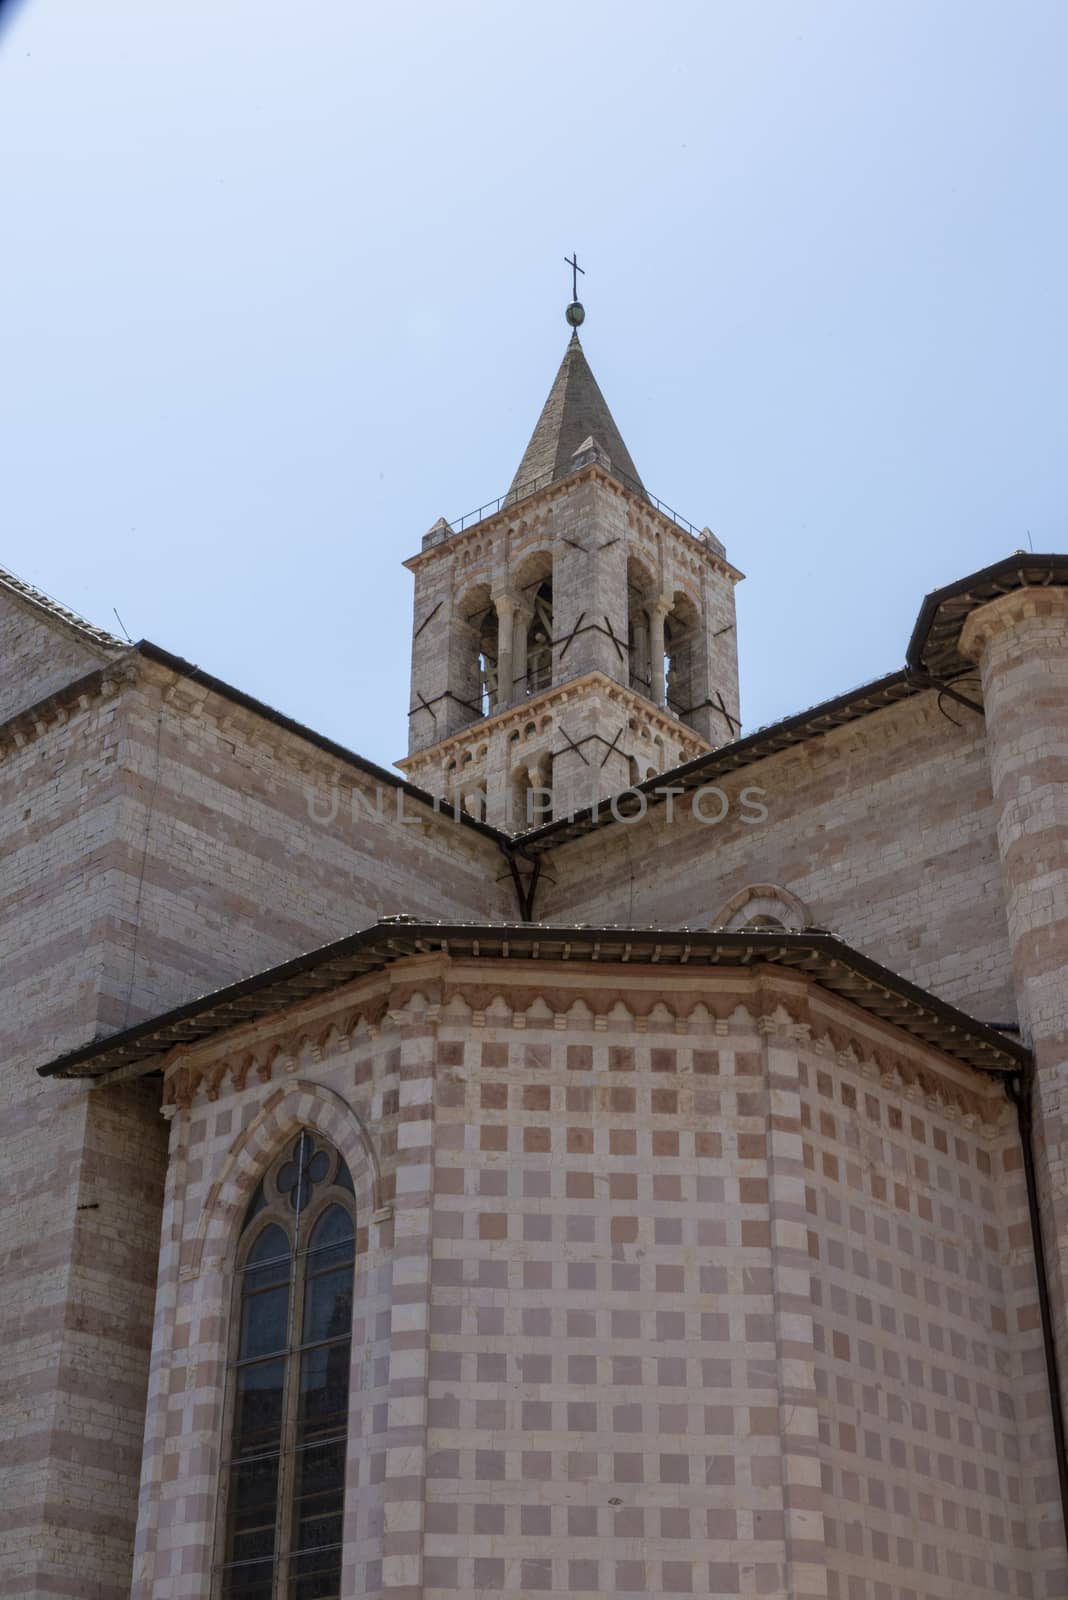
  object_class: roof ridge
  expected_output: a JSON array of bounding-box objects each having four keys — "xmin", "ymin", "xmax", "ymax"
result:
[{"xmin": 0, "ymin": 564, "xmax": 124, "ymax": 651}]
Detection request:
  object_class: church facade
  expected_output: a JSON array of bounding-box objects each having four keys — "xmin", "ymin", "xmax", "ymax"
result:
[{"xmin": 3, "ymin": 315, "xmax": 1068, "ymax": 1600}]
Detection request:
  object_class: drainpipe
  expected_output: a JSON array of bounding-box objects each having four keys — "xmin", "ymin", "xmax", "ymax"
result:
[{"xmin": 1007, "ymin": 1067, "xmax": 1068, "ymax": 1548}]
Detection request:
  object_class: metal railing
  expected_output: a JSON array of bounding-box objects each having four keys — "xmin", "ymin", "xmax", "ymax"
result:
[{"xmin": 447, "ymin": 463, "xmax": 705, "ymax": 541}]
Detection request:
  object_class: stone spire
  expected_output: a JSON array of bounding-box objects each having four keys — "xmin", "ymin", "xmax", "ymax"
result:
[{"xmin": 507, "ymin": 333, "xmax": 645, "ymax": 499}]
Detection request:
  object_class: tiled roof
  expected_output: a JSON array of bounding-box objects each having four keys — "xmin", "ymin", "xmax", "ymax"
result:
[
  {"xmin": 507, "ymin": 333, "xmax": 645, "ymax": 497},
  {"xmin": 0, "ymin": 564, "xmax": 124, "ymax": 651}
]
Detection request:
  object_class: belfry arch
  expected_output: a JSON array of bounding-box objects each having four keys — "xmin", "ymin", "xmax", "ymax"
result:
[
  {"xmin": 627, "ymin": 555, "xmax": 657, "ymax": 699},
  {"xmin": 513, "ymin": 549, "xmax": 554, "ymax": 700},
  {"xmin": 663, "ymin": 589, "xmax": 702, "ymax": 720},
  {"xmin": 400, "ymin": 317, "xmax": 741, "ymax": 820},
  {"xmin": 450, "ymin": 583, "xmax": 499, "ymax": 724}
]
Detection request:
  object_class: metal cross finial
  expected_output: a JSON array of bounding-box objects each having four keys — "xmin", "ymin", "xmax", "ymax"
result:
[
  {"xmin": 564, "ymin": 253, "xmax": 587, "ymax": 330},
  {"xmin": 565, "ymin": 252, "xmax": 585, "ymax": 301}
]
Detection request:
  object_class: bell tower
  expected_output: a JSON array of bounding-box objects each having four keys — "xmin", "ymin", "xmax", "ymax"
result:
[{"xmin": 397, "ymin": 284, "xmax": 742, "ymax": 831}]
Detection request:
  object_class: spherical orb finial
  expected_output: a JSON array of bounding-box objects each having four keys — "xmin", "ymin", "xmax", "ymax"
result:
[{"xmin": 566, "ymin": 300, "xmax": 586, "ymax": 329}]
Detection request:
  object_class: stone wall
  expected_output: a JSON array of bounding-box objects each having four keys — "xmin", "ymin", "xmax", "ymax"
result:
[
  {"xmin": 5, "ymin": 567, "xmax": 1063, "ymax": 1600},
  {"xmin": 1, "ymin": 653, "xmax": 513, "ymax": 1072},
  {"xmin": 539, "ymin": 687, "xmax": 1014, "ymax": 1024},
  {"xmin": 130, "ymin": 1064, "xmax": 405, "ymax": 1598},
  {"xmin": 961, "ymin": 587, "xmax": 1068, "ymax": 1459},
  {"xmin": 124, "ymin": 955, "xmax": 1059, "ymax": 1599},
  {"xmin": 0, "ymin": 1069, "xmax": 166, "ymax": 1600},
  {"xmin": 797, "ymin": 996, "xmax": 1063, "ymax": 1599},
  {"xmin": 93, "ymin": 659, "xmax": 512, "ymax": 1032},
  {"xmin": 0, "ymin": 639, "xmax": 511, "ymax": 1600},
  {"xmin": 0, "ymin": 588, "xmax": 117, "ymax": 722},
  {"xmin": 401, "ymin": 672, "xmax": 708, "ymax": 830}
]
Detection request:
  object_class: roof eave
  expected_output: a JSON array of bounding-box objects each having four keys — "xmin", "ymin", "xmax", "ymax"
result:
[
  {"xmin": 38, "ymin": 919, "xmax": 1030, "ymax": 1083},
  {"xmin": 0, "ymin": 565, "xmax": 125, "ymax": 652},
  {"xmin": 907, "ymin": 553, "xmax": 1068, "ymax": 676}
]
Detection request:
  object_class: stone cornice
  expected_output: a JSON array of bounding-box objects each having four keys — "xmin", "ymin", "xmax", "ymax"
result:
[
  {"xmin": 0, "ymin": 656, "xmax": 140, "ymax": 758},
  {"xmin": 959, "ymin": 584, "xmax": 1068, "ymax": 662},
  {"xmin": 157, "ymin": 965, "xmax": 1011, "ymax": 1133},
  {"xmin": 44, "ymin": 924, "xmax": 1027, "ymax": 1084},
  {"xmin": 396, "ymin": 670, "xmax": 712, "ymax": 773},
  {"xmin": 908, "ymin": 553, "xmax": 1068, "ymax": 677},
  {"xmin": 403, "ymin": 462, "xmax": 741, "ymax": 586}
]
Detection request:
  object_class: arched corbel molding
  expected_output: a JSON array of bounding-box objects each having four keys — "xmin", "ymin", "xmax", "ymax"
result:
[
  {"xmin": 666, "ymin": 576, "xmax": 703, "ymax": 617},
  {"xmin": 712, "ymin": 882, "xmax": 812, "ymax": 933},
  {"xmin": 186, "ymin": 1079, "xmax": 382, "ymax": 1280},
  {"xmin": 512, "ymin": 543, "xmax": 556, "ymax": 586}
]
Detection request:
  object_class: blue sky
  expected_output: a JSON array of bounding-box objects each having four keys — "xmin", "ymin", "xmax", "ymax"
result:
[{"xmin": 2, "ymin": 1, "xmax": 1065, "ymax": 767}]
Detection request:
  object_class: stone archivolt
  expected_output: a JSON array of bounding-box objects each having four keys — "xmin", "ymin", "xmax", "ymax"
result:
[
  {"xmin": 712, "ymin": 882, "xmax": 812, "ymax": 932},
  {"xmin": 186, "ymin": 1078, "xmax": 385, "ymax": 1282}
]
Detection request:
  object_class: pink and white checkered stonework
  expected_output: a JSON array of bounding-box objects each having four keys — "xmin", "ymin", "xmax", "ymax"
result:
[{"xmin": 4, "ymin": 324, "xmax": 1068, "ymax": 1600}]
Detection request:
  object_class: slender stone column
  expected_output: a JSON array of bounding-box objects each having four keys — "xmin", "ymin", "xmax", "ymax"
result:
[
  {"xmin": 492, "ymin": 595, "xmax": 518, "ymax": 713},
  {"xmin": 631, "ymin": 608, "xmax": 651, "ymax": 693},
  {"xmin": 961, "ymin": 586, "xmax": 1068, "ymax": 1433},
  {"xmin": 493, "ymin": 594, "xmax": 516, "ymax": 712},
  {"xmin": 648, "ymin": 596, "xmax": 672, "ymax": 708}
]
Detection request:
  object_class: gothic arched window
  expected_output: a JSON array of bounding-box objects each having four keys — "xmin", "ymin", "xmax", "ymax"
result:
[{"xmin": 217, "ymin": 1130, "xmax": 356, "ymax": 1600}]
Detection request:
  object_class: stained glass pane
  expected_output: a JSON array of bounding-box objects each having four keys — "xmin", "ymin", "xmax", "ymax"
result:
[
  {"xmin": 239, "ymin": 1281, "xmax": 290, "ymax": 1360},
  {"xmin": 220, "ymin": 1556, "xmax": 275, "ymax": 1600},
  {"xmin": 333, "ymin": 1157, "xmax": 354, "ymax": 1196},
  {"xmin": 303, "ymin": 1239, "xmax": 351, "ymax": 1275},
  {"xmin": 278, "ymin": 1133, "xmax": 336, "ymax": 1216},
  {"xmin": 306, "ymin": 1205, "xmax": 354, "ymax": 1255},
  {"xmin": 289, "ymin": 1543, "xmax": 343, "ymax": 1599},
  {"xmin": 289, "ymin": 1438, "xmax": 346, "ymax": 1569},
  {"xmin": 302, "ymin": 1267, "xmax": 353, "ymax": 1346},
  {"xmin": 224, "ymin": 1454, "xmax": 279, "ymax": 1566},
  {"xmin": 245, "ymin": 1222, "xmax": 292, "ymax": 1279},
  {"xmin": 277, "ymin": 1133, "xmax": 308, "ymax": 1211},
  {"xmin": 233, "ymin": 1358, "xmax": 286, "ymax": 1455},
  {"xmin": 298, "ymin": 1342, "xmax": 351, "ymax": 1444}
]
